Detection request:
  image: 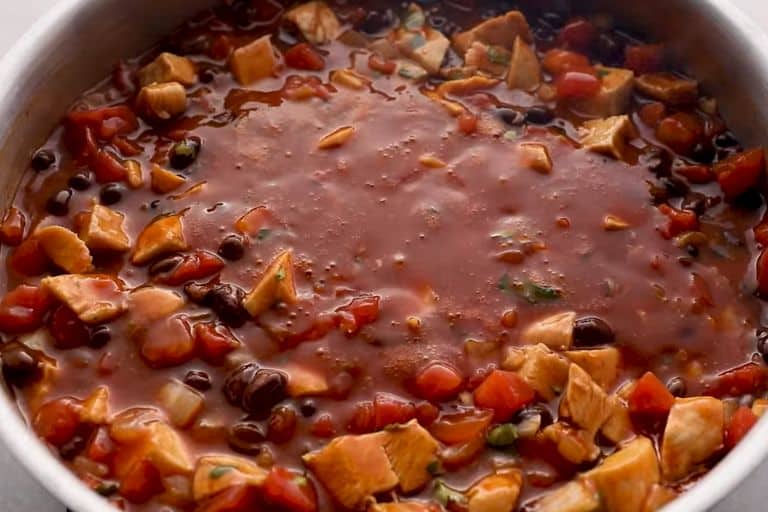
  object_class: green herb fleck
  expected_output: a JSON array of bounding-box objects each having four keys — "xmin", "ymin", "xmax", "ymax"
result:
[
  {"xmin": 275, "ymin": 266, "xmax": 287, "ymax": 282},
  {"xmin": 487, "ymin": 46, "xmax": 510, "ymax": 66},
  {"xmin": 498, "ymin": 274, "xmax": 563, "ymax": 304},
  {"xmin": 434, "ymin": 480, "xmax": 467, "ymax": 507},
  {"xmin": 210, "ymin": 465, "xmax": 235, "ymax": 479},
  {"xmin": 426, "ymin": 459, "xmax": 445, "ymax": 476},
  {"xmin": 503, "ymin": 129, "xmax": 520, "ymax": 141},
  {"xmin": 95, "ymin": 481, "xmax": 119, "ymax": 497},
  {"xmin": 596, "ymin": 68, "xmax": 610, "ymax": 78},
  {"xmin": 257, "ymin": 228, "xmax": 272, "ymax": 240},
  {"xmin": 487, "ymin": 423, "xmax": 518, "ymax": 448},
  {"xmin": 294, "ymin": 475, "xmax": 309, "ymax": 487}
]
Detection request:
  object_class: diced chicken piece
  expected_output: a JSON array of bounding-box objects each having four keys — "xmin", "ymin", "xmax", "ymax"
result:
[
  {"xmin": 519, "ymin": 143, "xmax": 552, "ymax": 174},
  {"xmin": 242, "ymin": 249, "xmax": 297, "ymax": 317},
  {"xmin": 541, "ymin": 423, "xmax": 600, "ymax": 464},
  {"xmin": 80, "ymin": 386, "xmax": 110, "ymax": 424},
  {"xmin": 138, "ymin": 52, "xmax": 198, "ymax": 87},
  {"xmin": 382, "ymin": 420, "xmax": 439, "ymax": 493},
  {"xmin": 533, "ymin": 479, "xmax": 600, "ymax": 512},
  {"xmin": 286, "ymin": 365, "xmax": 329, "ymax": 398},
  {"xmin": 127, "ymin": 286, "xmax": 185, "ymax": 324},
  {"xmin": 144, "ymin": 421, "xmax": 194, "ymax": 475},
  {"xmin": 78, "ymin": 204, "xmax": 131, "ymax": 252},
  {"xmin": 581, "ymin": 115, "xmax": 635, "ymax": 159},
  {"xmin": 192, "ymin": 454, "xmax": 267, "ymax": 502},
  {"xmin": 660, "ymin": 397, "xmax": 724, "ymax": 482},
  {"xmin": 304, "ymin": 431, "xmax": 398, "ymax": 510},
  {"xmin": 506, "ymin": 37, "xmax": 540, "ymax": 91},
  {"xmin": 642, "ymin": 484, "xmax": 678, "ymax": 512},
  {"xmin": 467, "ymin": 470, "xmax": 523, "ymax": 512},
  {"xmin": 601, "ymin": 395, "xmax": 634, "ymax": 444},
  {"xmin": 571, "ymin": 67, "xmax": 634, "ymax": 117},
  {"xmin": 584, "ymin": 436, "xmax": 660, "ymax": 512},
  {"xmin": 560, "ymin": 364, "xmax": 611, "ymax": 436},
  {"xmin": 137, "ymin": 82, "xmax": 188, "ymax": 120},
  {"xmin": 453, "ymin": 11, "xmax": 532, "ymax": 55},
  {"xmin": 132, "ymin": 214, "xmax": 188, "ymax": 265},
  {"xmin": 229, "ymin": 35, "xmax": 279, "ymax": 86},
  {"xmin": 752, "ymin": 398, "xmax": 768, "ymax": 417},
  {"xmin": 41, "ymin": 274, "xmax": 125, "ymax": 324},
  {"xmin": 502, "ymin": 344, "xmax": 569, "ymax": 400},
  {"xmin": 284, "ymin": 1, "xmax": 341, "ymax": 45},
  {"xmin": 465, "ymin": 42, "xmax": 510, "ymax": 77},
  {"xmin": 635, "ymin": 73, "xmax": 698, "ymax": 105},
  {"xmin": 110, "ymin": 407, "xmax": 163, "ymax": 444},
  {"xmin": 370, "ymin": 503, "xmax": 438, "ymax": 512},
  {"xmin": 437, "ymin": 76, "xmax": 500, "ymax": 98},
  {"xmin": 34, "ymin": 225, "xmax": 93, "ymax": 273},
  {"xmin": 565, "ymin": 347, "xmax": 620, "ymax": 389},
  {"xmin": 157, "ymin": 379, "xmax": 204, "ymax": 428},
  {"xmin": 395, "ymin": 27, "xmax": 450, "ymax": 75},
  {"xmin": 396, "ymin": 60, "xmax": 428, "ymax": 81},
  {"xmin": 151, "ymin": 164, "xmax": 187, "ymax": 193},
  {"xmin": 520, "ymin": 311, "xmax": 576, "ymax": 351}
]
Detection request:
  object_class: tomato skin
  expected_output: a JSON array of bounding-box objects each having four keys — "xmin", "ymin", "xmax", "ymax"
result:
[
  {"xmin": 656, "ymin": 112, "xmax": 702, "ymax": 154},
  {"xmin": 33, "ymin": 398, "xmax": 82, "ymax": 447},
  {"xmin": 119, "ymin": 459, "xmax": 164, "ymax": 504},
  {"xmin": 473, "ymin": 370, "xmax": 535, "ymax": 422},
  {"xmin": 708, "ymin": 363, "xmax": 767, "ymax": 397},
  {"xmin": 556, "ymin": 71, "xmax": 601, "ymax": 100},
  {"xmin": 542, "ymin": 49, "xmax": 591, "ymax": 76},
  {"xmin": 67, "ymin": 106, "xmax": 138, "ymax": 141},
  {"xmin": 0, "ymin": 284, "xmax": 52, "ymax": 334},
  {"xmin": 413, "ymin": 363, "xmax": 463, "ymax": 402},
  {"xmin": 263, "ymin": 467, "xmax": 318, "ymax": 512},
  {"xmin": 91, "ymin": 149, "xmax": 128, "ymax": 183},
  {"xmin": 86, "ymin": 426, "xmax": 115, "ymax": 465},
  {"xmin": 638, "ymin": 102, "xmax": 666, "ymax": 128},
  {"xmin": 725, "ymin": 406, "xmax": 758, "ymax": 450},
  {"xmin": 336, "ymin": 295, "xmax": 380, "ymax": 334},
  {"xmin": 310, "ymin": 413, "xmax": 336, "ymax": 438},
  {"xmin": 368, "ymin": 54, "xmax": 396, "ymax": 75},
  {"xmin": 675, "ymin": 164, "xmax": 715, "ymax": 185},
  {"xmin": 628, "ymin": 372, "xmax": 674, "ymax": 418},
  {"xmin": 429, "ymin": 409, "xmax": 493, "ymax": 445},
  {"xmin": 373, "ymin": 393, "xmax": 416, "ymax": 429},
  {"xmin": 624, "ymin": 44, "xmax": 665, "ymax": 74},
  {"xmin": 415, "ymin": 401, "xmax": 440, "ymax": 427},
  {"xmin": 9, "ymin": 238, "xmax": 50, "ymax": 277},
  {"xmin": 285, "ymin": 43, "xmax": 325, "ymax": 71},
  {"xmin": 49, "ymin": 305, "xmax": 91, "ymax": 349},
  {"xmin": 194, "ymin": 322, "xmax": 241, "ymax": 364},
  {"xmin": 156, "ymin": 250, "xmax": 225, "ymax": 286},
  {"xmin": 558, "ymin": 19, "xmax": 597, "ymax": 51},
  {"xmin": 658, "ymin": 204, "xmax": 699, "ymax": 239},
  {"xmin": 714, "ymin": 148, "xmax": 765, "ymax": 200}
]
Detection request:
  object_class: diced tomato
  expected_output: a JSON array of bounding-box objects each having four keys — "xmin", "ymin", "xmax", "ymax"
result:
[
  {"xmin": 0, "ymin": 284, "xmax": 51, "ymax": 333},
  {"xmin": 457, "ymin": 112, "xmax": 478, "ymax": 135},
  {"xmin": 336, "ymin": 295, "xmax": 380, "ymax": 334},
  {"xmin": 208, "ymin": 34, "xmax": 234, "ymax": 61},
  {"xmin": 284, "ymin": 43, "xmax": 325, "ymax": 71},
  {"xmin": 638, "ymin": 102, "xmax": 666, "ymax": 128},
  {"xmin": 86, "ymin": 427, "xmax": 115, "ymax": 465},
  {"xmin": 49, "ymin": 305, "xmax": 91, "ymax": 349},
  {"xmin": 374, "ymin": 393, "xmax": 416, "ymax": 429},
  {"xmin": 348, "ymin": 400, "xmax": 375, "ymax": 433},
  {"xmin": 413, "ymin": 362, "xmax": 463, "ymax": 402},
  {"xmin": 284, "ymin": 312, "xmax": 340, "ymax": 348},
  {"xmin": 658, "ymin": 204, "xmax": 699, "ymax": 239},
  {"xmin": 140, "ymin": 316, "xmax": 195, "ymax": 368},
  {"xmin": 368, "ymin": 54, "xmax": 397, "ymax": 75},
  {"xmin": 263, "ymin": 467, "xmax": 318, "ymax": 512},
  {"xmin": 310, "ymin": 413, "xmax": 336, "ymax": 438},
  {"xmin": 725, "ymin": 406, "xmax": 758, "ymax": 450},
  {"xmin": 707, "ymin": 363, "xmax": 768, "ymax": 397},
  {"xmin": 473, "ymin": 370, "xmax": 535, "ymax": 422},
  {"xmin": 197, "ymin": 484, "xmax": 262, "ymax": 512},
  {"xmin": 429, "ymin": 409, "xmax": 493, "ymax": 445},
  {"xmin": 8, "ymin": 238, "xmax": 50, "ymax": 276},
  {"xmin": 90, "ymin": 149, "xmax": 128, "ymax": 183},
  {"xmin": 119, "ymin": 459, "xmax": 164, "ymax": 504},
  {"xmin": 555, "ymin": 71, "xmax": 601, "ymax": 100},
  {"xmin": 33, "ymin": 398, "xmax": 82, "ymax": 447},
  {"xmin": 714, "ymin": 148, "xmax": 765, "ymax": 200},
  {"xmin": 67, "ymin": 106, "xmax": 138, "ymax": 141},
  {"xmin": 156, "ymin": 250, "xmax": 224, "ymax": 286},
  {"xmin": 675, "ymin": 164, "xmax": 715, "ymax": 184},
  {"xmin": 542, "ymin": 49, "xmax": 591, "ymax": 76},
  {"xmin": 656, "ymin": 112, "xmax": 702, "ymax": 154},
  {"xmin": 415, "ymin": 401, "xmax": 440, "ymax": 427},
  {"xmin": 628, "ymin": 372, "xmax": 675, "ymax": 418},
  {"xmin": 0, "ymin": 207, "xmax": 25, "ymax": 246},
  {"xmin": 624, "ymin": 44, "xmax": 665, "ymax": 74},
  {"xmin": 112, "ymin": 136, "xmax": 143, "ymax": 157},
  {"xmin": 194, "ymin": 322, "xmax": 241, "ymax": 364},
  {"xmin": 557, "ymin": 19, "xmax": 597, "ymax": 51}
]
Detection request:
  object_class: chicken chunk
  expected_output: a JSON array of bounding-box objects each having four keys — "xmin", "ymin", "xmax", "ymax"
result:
[
  {"xmin": 34, "ymin": 225, "xmax": 93, "ymax": 273},
  {"xmin": 156, "ymin": 379, "xmax": 204, "ymax": 428},
  {"xmin": 285, "ymin": 364, "xmax": 329, "ymax": 397},
  {"xmin": 601, "ymin": 395, "xmax": 634, "ymax": 444},
  {"xmin": 571, "ymin": 67, "xmax": 634, "ymax": 117},
  {"xmin": 581, "ymin": 115, "xmax": 635, "ymax": 159},
  {"xmin": 453, "ymin": 11, "xmax": 532, "ymax": 55},
  {"xmin": 78, "ymin": 204, "xmax": 131, "ymax": 252},
  {"xmin": 533, "ymin": 479, "xmax": 600, "ymax": 512},
  {"xmin": 132, "ymin": 214, "xmax": 188, "ymax": 265},
  {"xmin": 467, "ymin": 470, "xmax": 523, "ymax": 512},
  {"xmin": 520, "ymin": 311, "xmax": 576, "ymax": 351},
  {"xmin": 382, "ymin": 420, "xmax": 439, "ymax": 493},
  {"xmin": 303, "ymin": 431, "xmax": 398, "ymax": 510},
  {"xmin": 127, "ymin": 287, "xmax": 185, "ymax": 324},
  {"xmin": 502, "ymin": 344, "xmax": 569, "ymax": 400},
  {"xmin": 242, "ymin": 249, "xmax": 297, "ymax": 317},
  {"xmin": 506, "ymin": 37, "xmax": 541, "ymax": 91},
  {"xmin": 584, "ymin": 436, "xmax": 660, "ymax": 512},
  {"xmin": 138, "ymin": 52, "xmax": 197, "ymax": 87},
  {"xmin": 565, "ymin": 347, "xmax": 620, "ymax": 390},
  {"xmin": 137, "ymin": 82, "xmax": 188, "ymax": 120},
  {"xmin": 519, "ymin": 143, "xmax": 552, "ymax": 174},
  {"xmin": 229, "ymin": 35, "xmax": 279, "ymax": 86},
  {"xmin": 284, "ymin": 1, "xmax": 341, "ymax": 45},
  {"xmin": 559, "ymin": 364, "xmax": 611, "ymax": 436},
  {"xmin": 635, "ymin": 72, "xmax": 698, "ymax": 105},
  {"xmin": 41, "ymin": 274, "xmax": 125, "ymax": 324},
  {"xmin": 541, "ymin": 423, "xmax": 600, "ymax": 464},
  {"xmin": 394, "ymin": 17, "xmax": 450, "ymax": 75},
  {"xmin": 660, "ymin": 397, "xmax": 724, "ymax": 482},
  {"xmin": 192, "ymin": 454, "xmax": 267, "ymax": 502}
]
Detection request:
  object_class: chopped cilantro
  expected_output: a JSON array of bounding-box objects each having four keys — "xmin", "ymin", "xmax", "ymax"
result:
[
  {"xmin": 498, "ymin": 274, "xmax": 563, "ymax": 303},
  {"xmin": 257, "ymin": 228, "xmax": 272, "ymax": 240},
  {"xmin": 487, "ymin": 46, "xmax": 510, "ymax": 66},
  {"xmin": 426, "ymin": 459, "xmax": 445, "ymax": 476},
  {"xmin": 275, "ymin": 266, "xmax": 287, "ymax": 281},
  {"xmin": 503, "ymin": 129, "xmax": 520, "ymax": 141},
  {"xmin": 596, "ymin": 68, "xmax": 610, "ymax": 78},
  {"xmin": 434, "ymin": 480, "xmax": 467, "ymax": 507},
  {"xmin": 487, "ymin": 423, "xmax": 518, "ymax": 448},
  {"xmin": 95, "ymin": 481, "xmax": 119, "ymax": 497},
  {"xmin": 210, "ymin": 465, "xmax": 235, "ymax": 479}
]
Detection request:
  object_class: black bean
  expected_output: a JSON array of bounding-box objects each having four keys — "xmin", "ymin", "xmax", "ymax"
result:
[
  {"xmin": 149, "ymin": 255, "xmax": 184, "ymax": 277},
  {"xmin": 242, "ymin": 369, "xmax": 288, "ymax": 415},
  {"xmin": 218, "ymin": 234, "xmax": 246, "ymax": 261},
  {"xmin": 596, "ymin": 33, "xmax": 623, "ymax": 64},
  {"xmin": 46, "ymin": 189, "xmax": 72, "ymax": 216},
  {"xmin": 525, "ymin": 107, "xmax": 554, "ymax": 125},
  {"xmin": 300, "ymin": 399, "xmax": 317, "ymax": 417},
  {"xmin": 666, "ymin": 376, "xmax": 687, "ymax": 397},
  {"xmin": 99, "ymin": 183, "xmax": 124, "ymax": 205},
  {"xmin": 691, "ymin": 142, "xmax": 716, "ymax": 164},
  {"xmin": 267, "ymin": 405, "xmax": 297, "ymax": 443},
  {"xmin": 228, "ymin": 421, "xmax": 267, "ymax": 455},
  {"xmin": 87, "ymin": 325, "xmax": 111, "ymax": 349},
  {"xmin": 733, "ymin": 189, "xmax": 764, "ymax": 211},
  {"xmin": 714, "ymin": 132, "xmax": 739, "ymax": 148},
  {"xmin": 573, "ymin": 316, "xmax": 615, "ymax": 347},
  {"xmin": 498, "ymin": 108, "xmax": 524, "ymax": 127},
  {"xmin": 224, "ymin": 363, "xmax": 260, "ymax": 407},
  {"xmin": 641, "ymin": 147, "xmax": 672, "ymax": 177},
  {"xmin": 184, "ymin": 370, "xmax": 212, "ymax": 391},
  {"xmin": 207, "ymin": 283, "xmax": 249, "ymax": 327},
  {"xmin": 358, "ymin": 9, "xmax": 396, "ymax": 36},
  {"xmin": 31, "ymin": 149, "xmax": 55, "ymax": 171},
  {"xmin": 68, "ymin": 171, "xmax": 92, "ymax": 191},
  {"xmin": 169, "ymin": 137, "xmax": 201, "ymax": 170},
  {"xmin": 686, "ymin": 245, "xmax": 700, "ymax": 258},
  {"xmin": 1, "ymin": 344, "xmax": 43, "ymax": 387},
  {"xmin": 199, "ymin": 68, "xmax": 216, "ymax": 84},
  {"xmin": 184, "ymin": 281, "xmax": 213, "ymax": 304}
]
